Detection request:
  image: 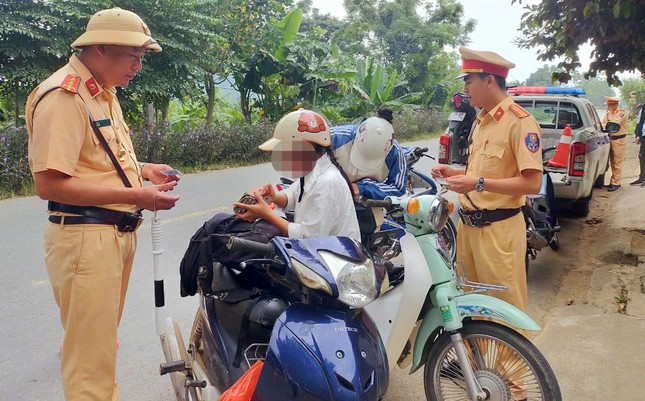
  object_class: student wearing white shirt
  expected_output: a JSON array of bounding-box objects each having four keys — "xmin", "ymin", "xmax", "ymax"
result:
[{"xmin": 234, "ymin": 109, "xmax": 361, "ymax": 241}]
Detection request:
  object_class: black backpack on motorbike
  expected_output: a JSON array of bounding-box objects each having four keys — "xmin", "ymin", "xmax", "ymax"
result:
[{"xmin": 178, "ymin": 213, "xmax": 282, "ymax": 297}]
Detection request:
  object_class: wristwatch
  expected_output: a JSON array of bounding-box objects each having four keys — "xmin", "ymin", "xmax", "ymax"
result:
[{"xmin": 475, "ymin": 177, "xmax": 485, "ymax": 192}]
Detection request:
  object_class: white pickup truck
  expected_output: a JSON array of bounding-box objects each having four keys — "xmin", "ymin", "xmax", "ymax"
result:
[
  {"xmin": 439, "ymin": 87, "xmax": 611, "ymax": 216},
  {"xmin": 510, "ymin": 87, "xmax": 611, "ymax": 216}
]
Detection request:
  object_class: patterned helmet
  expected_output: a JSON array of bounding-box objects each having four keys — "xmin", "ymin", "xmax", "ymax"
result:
[
  {"xmin": 350, "ymin": 116, "xmax": 394, "ymax": 172},
  {"xmin": 258, "ymin": 109, "xmax": 330, "ymax": 151}
]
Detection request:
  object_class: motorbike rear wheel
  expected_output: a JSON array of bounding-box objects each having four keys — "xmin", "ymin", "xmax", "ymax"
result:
[{"xmin": 423, "ymin": 321, "xmax": 561, "ymax": 401}]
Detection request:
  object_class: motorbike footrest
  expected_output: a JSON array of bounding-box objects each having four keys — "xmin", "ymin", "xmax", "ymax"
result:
[{"xmin": 160, "ymin": 360, "xmax": 187, "ymax": 375}]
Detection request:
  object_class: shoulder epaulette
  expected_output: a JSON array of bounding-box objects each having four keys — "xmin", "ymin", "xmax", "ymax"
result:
[
  {"xmin": 60, "ymin": 74, "xmax": 81, "ymax": 94},
  {"xmin": 509, "ymin": 103, "xmax": 531, "ymax": 119}
]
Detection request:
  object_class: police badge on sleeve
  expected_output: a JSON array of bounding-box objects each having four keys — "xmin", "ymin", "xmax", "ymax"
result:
[{"xmin": 525, "ymin": 132, "xmax": 540, "ymax": 153}]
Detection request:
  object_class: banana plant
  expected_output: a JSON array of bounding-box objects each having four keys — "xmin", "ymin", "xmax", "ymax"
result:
[{"xmin": 338, "ymin": 58, "xmax": 422, "ymax": 118}]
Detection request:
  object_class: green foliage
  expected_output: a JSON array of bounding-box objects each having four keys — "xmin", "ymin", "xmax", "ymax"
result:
[
  {"xmin": 338, "ymin": 57, "xmax": 422, "ymax": 118},
  {"xmin": 574, "ymin": 74, "xmax": 615, "ymax": 109},
  {"xmin": 130, "ymin": 121, "xmax": 273, "ymax": 168},
  {"xmin": 513, "ymin": 0, "xmax": 645, "ymax": 85},
  {"xmin": 338, "ymin": 0, "xmax": 474, "ymax": 102},
  {"xmin": 619, "ymin": 78, "xmax": 645, "ymax": 118},
  {"xmin": 0, "ymin": 125, "xmax": 32, "ymax": 196},
  {"xmin": 525, "ymin": 65, "xmax": 560, "ymax": 86},
  {"xmin": 392, "ymin": 107, "xmax": 448, "ymax": 141}
]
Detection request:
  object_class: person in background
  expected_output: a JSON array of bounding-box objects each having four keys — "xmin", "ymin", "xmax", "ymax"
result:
[
  {"xmin": 632, "ymin": 103, "xmax": 645, "ymax": 186},
  {"xmin": 431, "ymin": 47, "xmax": 543, "ymax": 313},
  {"xmin": 330, "ymin": 107, "xmax": 407, "ymax": 202},
  {"xmin": 25, "ymin": 8, "xmax": 180, "ymax": 400},
  {"xmin": 602, "ymin": 96, "xmax": 630, "ymax": 192},
  {"xmin": 234, "ymin": 109, "xmax": 360, "ymax": 241}
]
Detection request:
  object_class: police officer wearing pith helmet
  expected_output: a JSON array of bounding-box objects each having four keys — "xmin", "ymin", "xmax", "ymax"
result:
[
  {"xmin": 602, "ymin": 96, "xmax": 630, "ymax": 191},
  {"xmin": 26, "ymin": 8, "xmax": 180, "ymax": 400},
  {"xmin": 432, "ymin": 47, "xmax": 543, "ymax": 312}
]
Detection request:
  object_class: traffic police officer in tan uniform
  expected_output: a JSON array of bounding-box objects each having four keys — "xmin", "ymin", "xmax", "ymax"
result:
[
  {"xmin": 432, "ymin": 47, "xmax": 543, "ymax": 312},
  {"xmin": 26, "ymin": 8, "xmax": 180, "ymax": 400},
  {"xmin": 602, "ymin": 96, "xmax": 630, "ymax": 191}
]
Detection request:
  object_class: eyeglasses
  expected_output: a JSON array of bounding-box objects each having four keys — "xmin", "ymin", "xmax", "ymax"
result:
[{"xmin": 104, "ymin": 46, "xmax": 146, "ymax": 65}]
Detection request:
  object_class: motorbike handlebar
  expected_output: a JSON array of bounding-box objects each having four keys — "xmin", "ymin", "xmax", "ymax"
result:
[
  {"xmin": 413, "ymin": 147, "xmax": 429, "ymax": 157},
  {"xmin": 227, "ymin": 237, "xmax": 275, "ymax": 259},
  {"xmin": 363, "ymin": 198, "xmax": 393, "ymax": 208}
]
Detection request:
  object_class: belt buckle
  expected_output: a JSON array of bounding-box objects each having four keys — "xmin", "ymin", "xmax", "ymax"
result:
[
  {"xmin": 119, "ymin": 214, "xmax": 143, "ymax": 232},
  {"xmin": 133, "ymin": 217, "xmax": 143, "ymax": 231},
  {"xmin": 474, "ymin": 211, "xmax": 491, "ymax": 227},
  {"xmin": 459, "ymin": 209, "xmax": 477, "ymax": 227}
]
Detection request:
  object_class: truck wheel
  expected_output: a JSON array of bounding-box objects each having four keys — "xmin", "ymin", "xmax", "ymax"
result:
[
  {"xmin": 593, "ymin": 173, "xmax": 606, "ymax": 189},
  {"xmin": 571, "ymin": 195, "xmax": 591, "ymax": 216}
]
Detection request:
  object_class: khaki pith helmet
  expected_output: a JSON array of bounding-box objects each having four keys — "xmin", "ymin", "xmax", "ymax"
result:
[{"xmin": 71, "ymin": 8, "xmax": 161, "ymax": 52}]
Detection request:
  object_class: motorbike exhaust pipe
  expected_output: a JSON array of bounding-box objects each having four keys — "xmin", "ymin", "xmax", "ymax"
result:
[{"xmin": 526, "ymin": 227, "xmax": 549, "ymax": 250}]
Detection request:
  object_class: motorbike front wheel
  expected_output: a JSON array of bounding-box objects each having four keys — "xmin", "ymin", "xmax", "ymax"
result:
[
  {"xmin": 438, "ymin": 218, "xmax": 457, "ymax": 266},
  {"xmin": 424, "ymin": 321, "xmax": 561, "ymax": 401}
]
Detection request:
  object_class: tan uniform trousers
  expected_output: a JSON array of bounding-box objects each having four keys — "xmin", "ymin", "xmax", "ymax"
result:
[
  {"xmin": 609, "ymin": 137, "xmax": 627, "ymax": 186},
  {"xmin": 45, "ymin": 221, "xmax": 136, "ymax": 401},
  {"xmin": 456, "ymin": 212, "xmax": 527, "ymax": 312}
]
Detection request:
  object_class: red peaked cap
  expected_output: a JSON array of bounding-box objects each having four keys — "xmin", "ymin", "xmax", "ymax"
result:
[{"xmin": 457, "ymin": 46, "xmax": 515, "ymax": 79}]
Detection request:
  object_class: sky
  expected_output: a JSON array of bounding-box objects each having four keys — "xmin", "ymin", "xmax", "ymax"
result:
[{"xmin": 309, "ymin": 0, "xmax": 595, "ymax": 83}]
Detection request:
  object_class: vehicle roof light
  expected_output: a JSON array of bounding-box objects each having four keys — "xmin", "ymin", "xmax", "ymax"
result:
[{"xmin": 508, "ymin": 86, "xmax": 585, "ymax": 96}]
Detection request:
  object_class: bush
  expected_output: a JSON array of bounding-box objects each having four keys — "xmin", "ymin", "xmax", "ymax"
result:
[
  {"xmin": 0, "ymin": 125, "xmax": 32, "ymax": 197},
  {"xmin": 392, "ymin": 107, "xmax": 448, "ymax": 142},
  {"xmin": 131, "ymin": 120, "xmax": 274, "ymax": 168}
]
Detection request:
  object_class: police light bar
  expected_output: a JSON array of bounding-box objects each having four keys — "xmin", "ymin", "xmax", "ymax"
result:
[{"xmin": 508, "ymin": 86, "xmax": 585, "ymax": 96}]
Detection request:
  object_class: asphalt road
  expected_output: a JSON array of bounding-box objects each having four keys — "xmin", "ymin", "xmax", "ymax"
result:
[{"xmin": 0, "ymin": 138, "xmax": 561, "ymax": 401}]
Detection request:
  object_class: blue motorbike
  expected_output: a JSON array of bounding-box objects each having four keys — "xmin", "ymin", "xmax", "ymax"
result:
[{"xmin": 159, "ymin": 234, "xmax": 390, "ymax": 401}]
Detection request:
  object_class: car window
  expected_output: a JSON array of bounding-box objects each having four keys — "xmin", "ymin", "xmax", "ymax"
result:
[
  {"xmin": 556, "ymin": 102, "xmax": 584, "ymax": 129},
  {"xmin": 520, "ymin": 101, "xmax": 557, "ymax": 129},
  {"xmin": 515, "ymin": 100, "xmax": 555, "ymax": 128},
  {"xmin": 585, "ymin": 103, "xmax": 601, "ymax": 130}
]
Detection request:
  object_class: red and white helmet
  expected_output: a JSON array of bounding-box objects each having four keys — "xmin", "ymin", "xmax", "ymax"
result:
[
  {"xmin": 350, "ymin": 116, "xmax": 394, "ymax": 171},
  {"xmin": 258, "ymin": 109, "xmax": 330, "ymax": 151}
]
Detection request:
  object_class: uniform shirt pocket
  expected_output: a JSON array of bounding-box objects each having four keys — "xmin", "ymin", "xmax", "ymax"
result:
[
  {"xmin": 481, "ymin": 143, "xmax": 506, "ymax": 178},
  {"xmin": 89, "ymin": 125, "xmax": 120, "ymax": 171}
]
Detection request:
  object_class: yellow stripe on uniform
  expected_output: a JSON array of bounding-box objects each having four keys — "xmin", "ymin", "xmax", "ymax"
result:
[{"xmin": 509, "ymin": 104, "xmax": 531, "ymax": 119}]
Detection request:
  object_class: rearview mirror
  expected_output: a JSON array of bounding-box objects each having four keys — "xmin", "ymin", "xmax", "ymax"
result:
[{"xmin": 604, "ymin": 121, "xmax": 620, "ymax": 134}]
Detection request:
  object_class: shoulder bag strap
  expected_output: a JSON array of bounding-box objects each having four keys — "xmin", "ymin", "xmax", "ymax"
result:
[{"xmin": 88, "ymin": 117, "xmax": 133, "ymax": 188}]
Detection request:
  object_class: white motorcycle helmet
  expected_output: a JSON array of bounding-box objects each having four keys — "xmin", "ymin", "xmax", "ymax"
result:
[
  {"xmin": 350, "ymin": 116, "xmax": 394, "ymax": 172},
  {"xmin": 258, "ymin": 109, "xmax": 330, "ymax": 151}
]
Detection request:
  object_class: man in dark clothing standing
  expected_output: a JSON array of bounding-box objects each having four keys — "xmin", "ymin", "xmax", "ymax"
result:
[{"xmin": 631, "ymin": 104, "xmax": 645, "ymax": 186}]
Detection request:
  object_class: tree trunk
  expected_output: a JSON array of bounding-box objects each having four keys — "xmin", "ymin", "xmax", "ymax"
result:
[
  {"xmin": 205, "ymin": 74, "xmax": 215, "ymax": 128},
  {"xmin": 143, "ymin": 93, "xmax": 155, "ymax": 135},
  {"xmin": 14, "ymin": 78, "xmax": 20, "ymax": 128},
  {"xmin": 240, "ymin": 87, "xmax": 251, "ymax": 123},
  {"xmin": 142, "ymin": 93, "xmax": 155, "ymax": 162},
  {"xmin": 160, "ymin": 97, "xmax": 170, "ymax": 138}
]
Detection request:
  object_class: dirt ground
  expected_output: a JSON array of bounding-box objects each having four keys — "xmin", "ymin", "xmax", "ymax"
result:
[
  {"xmin": 528, "ymin": 139, "xmax": 645, "ymax": 400},
  {"xmin": 544, "ymin": 140, "xmax": 645, "ymax": 318}
]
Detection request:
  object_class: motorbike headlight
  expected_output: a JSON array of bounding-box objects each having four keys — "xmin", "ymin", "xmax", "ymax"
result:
[
  {"xmin": 291, "ymin": 258, "xmax": 332, "ymax": 295},
  {"xmin": 428, "ymin": 197, "xmax": 450, "ymax": 232},
  {"xmin": 319, "ymin": 251, "xmax": 377, "ymax": 308}
]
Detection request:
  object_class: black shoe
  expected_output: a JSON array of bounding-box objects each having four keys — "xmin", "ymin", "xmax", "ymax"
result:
[
  {"xmin": 607, "ymin": 184, "xmax": 621, "ymax": 192},
  {"xmin": 603, "ymin": 183, "xmax": 612, "ymax": 187},
  {"xmin": 630, "ymin": 179, "xmax": 644, "ymax": 186}
]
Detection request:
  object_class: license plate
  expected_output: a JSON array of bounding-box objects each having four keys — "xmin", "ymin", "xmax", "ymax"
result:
[{"xmin": 448, "ymin": 112, "xmax": 466, "ymax": 121}]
